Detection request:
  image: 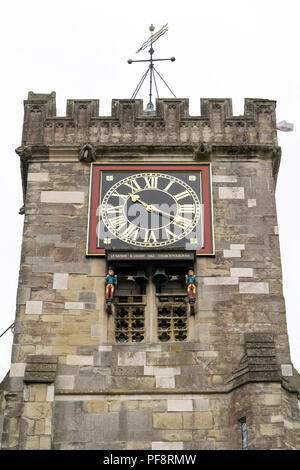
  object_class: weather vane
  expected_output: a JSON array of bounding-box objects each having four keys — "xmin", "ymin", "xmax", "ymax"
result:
[{"xmin": 128, "ymin": 23, "xmax": 176, "ymax": 115}]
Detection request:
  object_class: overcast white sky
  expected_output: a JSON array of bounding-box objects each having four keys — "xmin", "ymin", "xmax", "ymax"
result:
[{"xmin": 0, "ymin": 0, "xmax": 299, "ymax": 381}]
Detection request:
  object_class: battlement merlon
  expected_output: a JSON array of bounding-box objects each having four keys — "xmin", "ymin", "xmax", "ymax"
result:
[{"xmin": 21, "ymin": 92, "xmax": 278, "ymax": 147}]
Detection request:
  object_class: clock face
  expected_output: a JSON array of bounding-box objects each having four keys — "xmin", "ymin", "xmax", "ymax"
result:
[
  {"xmin": 101, "ymin": 172, "xmax": 201, "ymax": 248},
  {"xmin": 87, "ymin": 164, "xmax": 214, "ymax": 255}
]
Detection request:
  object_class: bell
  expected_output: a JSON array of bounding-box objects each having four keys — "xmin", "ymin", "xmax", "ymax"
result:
[
  {"xmin": 134, "ymin": 270, "xmax": 149, "ymax": 285},
  {"xmin": 152, "ymin": 268, "xmax": 169, "ymax": 286}
]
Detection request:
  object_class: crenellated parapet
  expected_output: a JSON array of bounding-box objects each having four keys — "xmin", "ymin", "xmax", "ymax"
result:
[{"xmin": 22, "ymin": 92, "xmax": 278, "ymax": 146}]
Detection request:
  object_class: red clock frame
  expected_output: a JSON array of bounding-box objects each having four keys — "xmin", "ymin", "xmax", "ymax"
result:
[{"xmin": 86, "ymin": 163, "xmax": 214, "ymax": 256}]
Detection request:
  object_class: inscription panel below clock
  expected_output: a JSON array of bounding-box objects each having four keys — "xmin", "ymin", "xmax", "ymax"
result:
[{"xmin": 87, "ymin": 164, "xmax": 214, "ymax": 255}]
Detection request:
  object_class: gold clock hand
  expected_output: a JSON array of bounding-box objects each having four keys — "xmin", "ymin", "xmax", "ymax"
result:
[
  {"xmin": 150, "ymin": 205, "xmax": 187, "ymax": 227},
  {"xmin": 128, "ymin": 193, "xmax": 152, "ymax": 212},
  {"xmin": 128, "ymin": 193, "xmax": 189, "ymax": 227}
]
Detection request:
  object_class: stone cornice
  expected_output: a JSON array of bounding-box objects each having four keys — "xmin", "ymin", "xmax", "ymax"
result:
[
  {"xmin": 15, "ymin": 142, "xmax": 281, "ymax": 210},
  {"xmin": 16, "ymin": 142, "xmax": 281, "ymax": 161}
]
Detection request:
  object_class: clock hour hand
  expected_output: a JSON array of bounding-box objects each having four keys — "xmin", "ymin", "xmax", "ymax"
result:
[{"xmin": 128, "ymin": 193, "xmax": 152, "ymax": 212}]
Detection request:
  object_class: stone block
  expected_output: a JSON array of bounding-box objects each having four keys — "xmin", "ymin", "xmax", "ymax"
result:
[
  {"xmin": 36, "ymin": 234, "xmax": 61, "ymax": 244},
  {"xmin": 230, "ymin": 244, "xmax": 245, "ymax": 250},
  {"xmin": 153, "ymin": 413, "xmax": 183, "ymax": 429},
  {"xmin": 66, "ymin": 355, "xmax": 94, "ymax": 366},
  {"xmin": 53, "ymin": 273, "xmax": 69, "ymax": 290},
  {"xmin": 281, "ymin": 364, "xmax": 293, "ymax": 376},
  {"xmin": 125, "ymin": 410, "xmax": 154, "ymax": 440},
  {"xmin": 260, "ymin": 424, "xmax": 283, "ymax": 436},
  {"xmin": 218, "ymin": 187, "xmax": 244, "ymax": 199},
  {"xmin": 74, "ymin": 375, "xmax": 106, "ymax": 391},
  {"xmin": 212, "ymin": 175, "xmax": 237, "ymax": 183},
  {"xmin": 23, "ymin": 402, "xmax": 52, "ymax": 420},
  {"xmin": 24, "ymin": 357, "xmax": 57, "ymax": 383},
  {"xmin": 78, "ymin": 291, "xmax": 97, "ymax": 303},
  {"xmin": 24, "ymin": 384, "xmax": 47, "ymax": 402},
  {"xmin": 98, "ymin": 345, "xmax": 113, "ymax": 352},
  {"xmin": 25, "ymin": 436, "xmax": 40, "ymax": 450},
  {"xmin": 167, "ymin": 400, "xmax": 193, "ymax": 412},
  {"xmin": 16, "ymin": 287, "xmax": 31, "ymax": 305},
  {"xmin": 83, "ymin": 401, "xmax": 107, "ymax": 413},
  {"xmin": 161, "ymin": 430, "xmax": 192, "ymax": 442},
  {"xmin": 183, "ymin": 412, "xmax": 213, "ymax": 429},
  {"xmin": 152, "ymin": 441, "xmax": 184, "ymax": 450},
  {"xmin": 94, "ymin": 351, "xmax": 118, "ymax": 366},
  {"xmin": 68, "ymin": 275, "xmax": 95, "ymax": 290},
  {"xmin": 230, "ymin": 268, "xmax": 253, "ymax": 277},
  {"xmin": 91, "ymin": 324, "xmax": 101, "ymax": 337},
  {"xmin": 10, "ymin": 363, "xmax": 26, "ymax": 377},
  {"xmin": 239, "ymin": 282, "xmax": 269, "ymax": 294},
  {"xmin": 27, "ymin": 355, "xmax": 57, "ymax": 364},
  {"xmin": 32, "ymin": 262, "xmax": 90, "ymax": 274},
  {"xmin": 46, "ymin": 385, "xmax": 55, "ymax": 401},
  {"xmin": 193, "ymin": 398, "xmax": 210, "ymax": 411},
  {"xmin": 145, "ymin": 351, "xmax": 195, "ymax": 366},
  {"xmin": 64, "ymin": 302, "xmax": 84, "ymax": 310},
  {"xmin": 41, "ymin": 191, "xmax": 84, "ymax": 203},
  {"xmin": 25, "ymin": 300, "xmax": 43, "ymax": 315},
  {"xmin": 28, "ymin": 172, "xmax": 49, "ymax": 182},
  {"xmin": 248, "ymin": 198, "xmax": 257, "ymax": 207},
  {"xmin": 39, "ymin": 436, "xmax": 51, "ymax": 450},
  {"xmin": 260, "ymin": 394, "xmax": 281, "ymax": 406},
  {"xmin": 223, "ymin": 249, "xmax": 241, "ymax": 258},
  {"xmin": 26, "ymin": 256, "xmax": 55, "ymax": 265},
  {"xmin": 144, "ymin": 366, "xmax": 181, "ymax": 376},
  {"xmin": 204, "ymin": 276, "xmax": 238, "ymax": 285},
  {"xmin": 156, "ymin": 376, "xmax": 175, "ymax": 388},
  {"xmin": 56, "ymin": 376, "xmax": 75, "ymax": 390},
  {"xmin": 118, "ymin": 352, "xmax": 146, "ymax": 366}
]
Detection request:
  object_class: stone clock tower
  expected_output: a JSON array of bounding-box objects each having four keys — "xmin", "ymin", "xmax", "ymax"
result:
[{"xmin": 1, "ymin": 92, "xmax": 299, "ymax": 450}]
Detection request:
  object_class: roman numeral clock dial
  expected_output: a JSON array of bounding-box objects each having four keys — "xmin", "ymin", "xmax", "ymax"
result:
[{"xmin": 87, "ymin": 165, "xmax": 214, "ymax": 256}]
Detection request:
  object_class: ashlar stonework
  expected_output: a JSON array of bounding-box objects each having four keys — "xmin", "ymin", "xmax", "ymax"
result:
[{"xmin": 0, "ymin": 92, "xmax": 299, "ymax": 450}]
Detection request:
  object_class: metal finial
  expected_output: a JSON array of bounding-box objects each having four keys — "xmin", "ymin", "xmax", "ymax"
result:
[{"xmin": 127, "ymin": 23, "xmax": 176, "ymax": 115}]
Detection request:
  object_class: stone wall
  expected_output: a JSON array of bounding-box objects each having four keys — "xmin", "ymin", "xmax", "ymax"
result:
[{"xmin": 1, "ymin": 93, "xmax": 299, "ymax": 450}]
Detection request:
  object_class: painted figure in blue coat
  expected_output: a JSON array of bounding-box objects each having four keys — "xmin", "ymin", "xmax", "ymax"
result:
[
  {"xmin": 105, "ymin": 268, "xmax": 118, "ymax": 300},
  {"xmin": 185, "ymin": 269, "xmax": 197, "ymax": 300}
]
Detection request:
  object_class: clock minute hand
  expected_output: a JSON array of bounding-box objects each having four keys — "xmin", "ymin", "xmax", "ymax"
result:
[
  {"xmin": 150, "ymin": 205, "xmax": 175, "ymax": 218},
  {"xmin": 150, "ymin": 205, "xmax": 187, "ymax": 227},
  {"xmin": 128, "ymin": 194, "xmax": 188, "ymax": 227}
]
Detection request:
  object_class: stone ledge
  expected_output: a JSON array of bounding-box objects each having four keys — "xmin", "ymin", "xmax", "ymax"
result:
[{"xmin": 24, "ymin": 355, "xmax": 57, "ymax": 383}]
